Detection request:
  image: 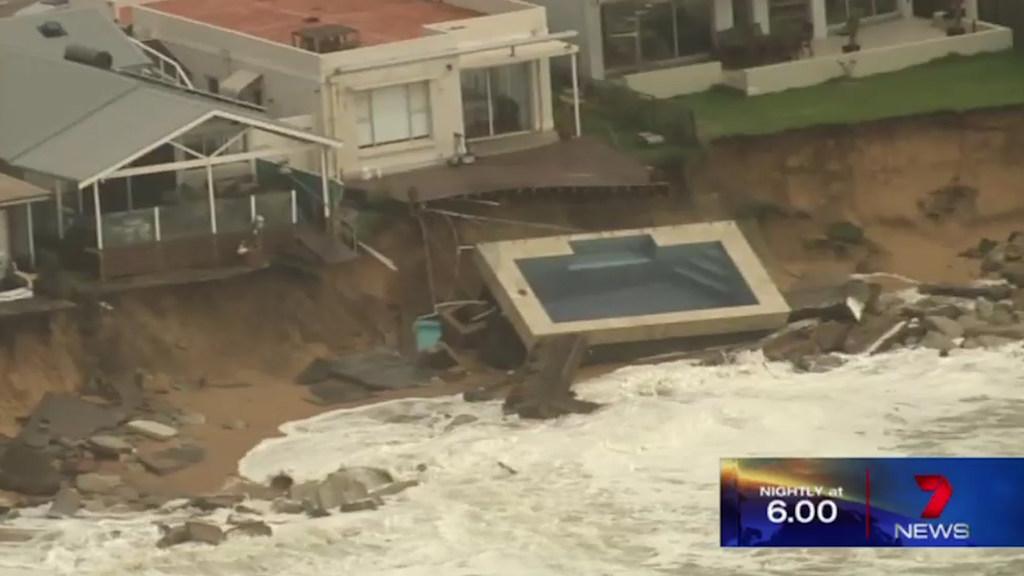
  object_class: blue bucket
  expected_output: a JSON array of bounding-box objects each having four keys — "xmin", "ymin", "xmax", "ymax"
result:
[{"xmin": 413, "ymin": 317, "xmax": 443, "ymax": 351}]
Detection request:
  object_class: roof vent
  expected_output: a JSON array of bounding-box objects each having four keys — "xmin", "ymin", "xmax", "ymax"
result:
[
  {"xmin": 38, "ymin": 21, "xmax": 67, "ymax": 38},
  {"xmin": 64, "ymin": 44, "xmax": 114, "ymax": 70},
  {"xmin": 291, "ymin": 24, "xmax": 360, "ymax": 54}
]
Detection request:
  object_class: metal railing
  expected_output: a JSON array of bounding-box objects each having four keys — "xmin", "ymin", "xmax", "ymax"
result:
[{"xmin": 127, "ymin": 36, "xmax": 195, "ymax": 90}]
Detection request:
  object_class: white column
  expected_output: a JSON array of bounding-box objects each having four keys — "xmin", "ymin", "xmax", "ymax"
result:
[
  {"xmin": 92, "ymin": 183, "xmax": 103, "ymax": 250},
  {"xmin": 319, "ymin": 148, "xmax": 331, "ymax": 222},
  {"xmin": 810, "ymin": 0, "xmax": 828, "ymax": 39},
  {"xmin": 570, "ymin": 52, "xmax": 581, "ymax": 139},
  {"xmin": 206, "ymin": 162, "xmax": 217, "ymax": 234},
  {"xmin": 290, "ymin": 189, "xmax": 298, "ymax": 224},
  {"xmin": 54, "ymin": 181, "xmax": 64, "ymax": 239},
  {"xmin": 752, "ymin": 0, "xmax": 770, "ymax": 34},
  {"xmin": 154, "ymin": 206, "xmax": 162, "ymax": 241},
  {"xmin": 25, "ymin": 202, "xmax": 35, "ymax": 269},
  {"xmin": 965, "ymin": 0, "xmax": 979, "ymax": 21},
  {"xmin": 713, "ymin": 0, "xmax": 735, "ymax": 31},
  {"xmin": 249, "ymin": 195, "xmax": 257, "ymax": 222},
  {"xmin": 899, "ymin": 0, "xmax": 913, "ymax": 19}
]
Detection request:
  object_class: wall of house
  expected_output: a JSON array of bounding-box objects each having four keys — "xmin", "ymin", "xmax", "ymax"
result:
[
  {"xmin": 623, "ymin": 60, "xmax": 724, "ymax": 97},
  {"xmin": 132, "ymin": 9, "xmax": 323, "ymax": 121},
  {"xmin": 530, "ymin": 0, "xmax": 604, "ymax": 79}
]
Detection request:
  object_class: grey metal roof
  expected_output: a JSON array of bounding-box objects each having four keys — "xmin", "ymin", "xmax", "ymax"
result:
[
  {"xmin": 0, "ymin": 173, "xmax": 50, "ymax": 207},
  {"xmin": 0, "ymin": 7, "xmax": 151, "ymax": 69},
  {"xmin": 0, "ymin": 49, "xmax": 341, "ymax": 187}
]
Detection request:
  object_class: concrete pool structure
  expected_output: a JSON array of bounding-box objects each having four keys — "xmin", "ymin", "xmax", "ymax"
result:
[{"xmin": 475, "ymin": 222, "xmax": 789, "ymax": 347}]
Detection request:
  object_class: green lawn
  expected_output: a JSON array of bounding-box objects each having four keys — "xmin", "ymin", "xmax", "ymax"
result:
[{"xmin": 676, "ymin": 50, "xmax": 1024, "ymax": 139}]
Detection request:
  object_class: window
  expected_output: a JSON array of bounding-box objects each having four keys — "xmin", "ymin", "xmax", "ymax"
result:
[
  {"xmin": 600, "ymin": 0, "xmax": 712, "ymax": 73},
  {"xmin": 461, "ymin": 63, "xmax": 533, "ymax": 139},
  {"xmin": 354, "ymin": 82, "xmax": 431, "ymax": 148},
  {"xmin": 826, "ymin": 0, "xmax": 899, "ymax": 25}
]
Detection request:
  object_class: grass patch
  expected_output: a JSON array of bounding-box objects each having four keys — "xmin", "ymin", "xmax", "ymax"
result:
[{"xmin": 676, "ymin": 51, "xmax": 1024, "ymax": 139}]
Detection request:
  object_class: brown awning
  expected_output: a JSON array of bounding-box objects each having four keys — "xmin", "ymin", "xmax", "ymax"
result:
[
  {"xmin": 354, "ymin": 137, "xmax": 659, "ymax": 203},
  {"xmin": 0, "ymin": 172, "xmax": 49, "ymax": 208}
]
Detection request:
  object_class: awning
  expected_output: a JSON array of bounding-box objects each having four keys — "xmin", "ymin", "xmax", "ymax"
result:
[
  {"xmin": 0, "ymin": 173, "xmax": 50, "ymax": 208},
  {"xmin": 220, "ymin": 69, "xmax": 262, "ymax": 99},
  {"xmin": 459, "ymin": 39, "xmax": 577, "ymax": 69}
]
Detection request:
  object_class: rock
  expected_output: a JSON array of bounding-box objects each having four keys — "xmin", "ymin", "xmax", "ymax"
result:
[
  {"xmin": 228, "ymin": 521, "xmax": 272, "ymax": 538},
  {"xmin": 0, "ymin": 443, "xmax": 61, "ymax": 496},
  {"xmin": 269, "ymin": 473, "xmax": 294, "ymax": 492},
  {"xmin": 138, "ymin": 445, "xmax": 205, "ymax": 475},
  {"xmin": 60, "ymin": 452, "xmax": 99, "ymax": 475},
  {"xmin": 794, "ymin": 354, "xmax": 846, "ymax": 373},
  {"xmin": 175, "ymin": 411, "xmax": 206, "ymax": 427},
  {"xmin": 975, "ymin": 297, "xmax": 996, "ymax": 321},
  {"xmin": 919, "ymin": 182, "xmax": 977, "ymax": 220},
  {"xmin": 315, "ymin": 472, "xmax": 369, "ymax": 510},
  {"xmin": 919, "ymin": 283, "xmax": 1013, "ymax": 301},
  {"xmin": 185, "ymin": 520, "xmax": 224, "ymax": 545},
  {"xmin": 332, "ymin": 467, "xmax": 393, "ymax": 493},
  {"xmin": 962, "ymin": 323, "xmax": 1024, "ymax": 340},
  {"xmin": 47, "ymin": 487, "xmax": 81, "ymax": 518},
  {"xmin": 920, "ymin": 331, "xmax": 956, "ymax": 353},
  {"xmin": 812, "ymin": 321, "xmax": 851, "ymax": 353},
  {"xmin": 825, "ymin": 221, "xmax": 864, "ymax": 245},
  {"xmin": 1003, "ymin": 262, "xmax": 1024, "ymax": 287},
  {"xmin": 989, "ymin": 303, "xmax": 1018, "ymax": 326},
  {"xmin": 126, "ymin": 420, "xmax": 178, "ymax": 441},
  {"xmin": 1012, "ymin": 289, "xmax": 1024, "ymax": 312},
  {"xmin": 156, "ymin": 523, "xmax": 190, "ymax": 548},
  {"xmin": 960, "ymin": 237, "xmax": 998, "ymax": 259},
  {"xmin": 982, "ymin": 244, "xmax": 1007, "ymax": 273},
  {"xmin": 189, "ymin": 493, "xmax": 243, "ymax": 512},
  {"xmin": 444, "ymin": 414, "xmax": 478, "ymax": 432},
  {"xmin": 223, "ymin": 419, "xmax": 248, "ymax": 431},
  {"xmin": 88, "ymin": 435, "xmax": 133, "ymax": 458},
  {"xmin": 271, "ymin": 498, "xmax": 305, "ymax": 514},
  {"xmin": 340, "ymin": 498, "xmax": 379, "ymax": 513},
  {"xmin": 369, "ymin": 479, "xmax": 419, "ymax": 499},
  {"xmin": 75, "ymin": 473, "xmax": 123, "ymax": 495},
  {"xmin": 924, "ymin": 316, "xmax": 965, "ymax": 339},
  {"xmin": 234, "ymin": 504, "xmax": 261, "ymax": 515},
  {"xmin": 843, "ymin": 314, "xmax": 904, "ymax": 355}
]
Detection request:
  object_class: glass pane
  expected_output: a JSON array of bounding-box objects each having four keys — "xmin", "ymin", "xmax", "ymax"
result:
[
  {"xmin": 254, "ymin": 191, "xmax": 293, "ymax": 227},
  {"xmin": 215, "ymin": 196, "xmax": 252, "ymax": 234},
  {"xmin": 461, "ymin": 68, "xmax": 491, "ymax": 139},
  {"xmin": 601, "ymin": 2, "xmax": 640, "ymax": 70},
  {"xmin": 102, "ymin": 209, "xmax": 156, "ymax": 247},
  {"xmin": 825, "ymin": 0, "xmax": 848, "ymax": 24},
  {"xmin": 675, "ymin": 0, "xmax": 712, "ymax": 57},
  {"xmin": 849, "ymin": 0, "xmax": 871, "ymax": 18},
  {"xmin": 370, "ymin": 85, "xmax": 411, "ymax": 145},
  {"xmin": 639, "ymin": 1, "xmax": 675, "ymax": 63},
  {"xmin": 408, "ymin": 83, "xmax": 431, "ymax": 138},
  {"xmin": 354, "ymin": 91, "xmax": 373, "ymax": 146},
  {"xmin": 874, "ymin": 0, "xmax": 897, "ymax": 15},
  {"xmin": 490, "ymin": 62, "xmax": 532, "ymax": 135},
  {"xmin": 160, "ymin": 201, "xmax": 211, "ymax": 241}
]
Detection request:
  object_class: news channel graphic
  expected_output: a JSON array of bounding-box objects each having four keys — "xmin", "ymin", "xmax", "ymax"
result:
[{"xmin": 720, "ymin": 458, "xmax": 1024, "ymax": 547}]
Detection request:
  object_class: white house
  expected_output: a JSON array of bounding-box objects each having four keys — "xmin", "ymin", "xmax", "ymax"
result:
[
  {"xmin": 530, "ymin": 0, "xmax": 1012, "ymax": 97},
  {"xmin": 127, "ymin": 0, "xmax": 582, "ymax": 182}
]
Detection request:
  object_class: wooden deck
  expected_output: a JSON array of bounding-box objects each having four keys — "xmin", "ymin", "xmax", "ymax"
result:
[{"xmin": 354, "ymin": 137, "xmax": 663, "ymax": 203}]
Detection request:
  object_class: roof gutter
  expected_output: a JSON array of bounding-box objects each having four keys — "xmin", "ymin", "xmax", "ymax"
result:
[{"xmin": 330, "ymin": 30, "xmax": 578, "ymax": 76}]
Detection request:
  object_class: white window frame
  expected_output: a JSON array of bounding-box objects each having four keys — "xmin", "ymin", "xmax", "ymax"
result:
[{"xmin": 355, "ymin": 82, "xmax": 432, "ymax": 149}]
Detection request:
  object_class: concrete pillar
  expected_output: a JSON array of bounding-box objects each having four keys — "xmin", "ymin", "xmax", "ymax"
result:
[
  {"xmin": 965, "ymin": 0, "xmax": 979, "ymax": 21},
  {"xmin": 810, "ymin": 0, "xmax": 828, "ymax": 39},
  {"xmin": 713, "ymin": 0, "xmax": 735, "ymax": 31},
  {"xmin": 752, "ymin": 0, "xmax": 770, "ymax": 34}
]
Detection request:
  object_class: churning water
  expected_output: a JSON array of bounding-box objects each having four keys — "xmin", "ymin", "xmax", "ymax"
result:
[{"xmin": 4, "ymin": 346, "xmax": 1024, "ymax": 575}]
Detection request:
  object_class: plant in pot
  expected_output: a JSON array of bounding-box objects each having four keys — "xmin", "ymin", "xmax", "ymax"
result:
[
  {"xmin": 842, "ymin": 10, "xmax": 862, "ymax": 53},
  {"xmin": 947, "ymin": 0, "xmax": 967, "ymax": 36}
]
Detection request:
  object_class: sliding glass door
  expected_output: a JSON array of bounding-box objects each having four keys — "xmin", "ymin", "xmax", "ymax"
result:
[
  {"xmin": 600, "ymin": 0, "xmax": 712, "ymax": 73},
  {"xmin": 461, "ymin": 62, "xmax": 534, "ymax": 140}
]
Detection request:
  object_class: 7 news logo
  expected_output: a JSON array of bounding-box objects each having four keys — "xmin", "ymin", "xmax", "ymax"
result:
[{"xmin": 893, "ymin": 475, "xmax": 970, "ymax": 541}]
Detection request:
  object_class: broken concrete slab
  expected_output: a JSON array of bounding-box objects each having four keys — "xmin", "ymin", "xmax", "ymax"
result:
[
  {"xmin": 298, "ymin": 349, "xmax": 433, "ymax": 392},
  {"xmin": 88, "ymin": 435, "xmax": 133, "ymax": 458},
  {"xmin": 919, "ymin": 282, "xmax": 1013, "ymax": 301},
  {"xmin": 813, "ymin": 321, "xmax": 851, "ymax": 353},
  {"xmin": 844, "ymin": 315, "xmax": 906, "ymax": 355},
  {"xmin": 227, "ymin": 521, "xmax": 272, "ymax": 538},
  {"xmin": 156, "ymin": 523, "xmax": 189, "ymax": 548},
  {"xmin": 47, "ymin": 487, "xmax": 81, "ymax": 518},
  {"xmin": 185, "ymin": 520, "xmax": 224, "ymax": 546},
  {"xmin": 138, "ymin": 445, "xmax": 205, "ymax": 475},
  {"xmin": 340, "ymin": 498, "xmax": 379, "ymax": 513},
  {"xmin": 18, "ymin": 393, "xmax": 124, "ymax": 449},
  {"xmin": 271, "ymin": 498, "xmax": 304, "ymax": 514},
  {"xmin": 75, "ymin": 473, "xmax": 123, "ymax": 495},
  {"xmin": 924, "ymin": 316, "xmax": 965, "ymax": 340},
  {"xmin": 369, "ymin": 480, "xmax": 419, "ymax": 499},
  {"xmin": 504, "ymin": 335, "xmax": 600, "ymax": 420},
  {"xmin": 126, "ymin": 420, "xmax": 178, "ymax": 441},
  {"xmin": 316, "ymin": 472, "xmax": 369, "ymax": 510},
  {"xmin": 0, "ymin": 442, "xmax": 61, "ymax": 496},
  {"xmin": 920, "ymin": 331, "xmax": 956, "ymax": 353}
]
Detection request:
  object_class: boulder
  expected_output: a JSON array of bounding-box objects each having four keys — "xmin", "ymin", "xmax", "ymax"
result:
[
  {"xmin": 1013, "ymin": 289, "xmax": 1024, "ymax": 312},
  {"xmin": 156, "ymin": 524, "xmax": 189, "ymax": 548},
  {"xmin": 794, "ymin": 354, "xmax": 846, "ymax": 373},
  {"xmin": 46, "ymin": 487, "xmax": 81, "ymax": 518},
  {"xmin": 340, "ymin": 498, "xmax": 380, "ymax": 513},
  {"xmin": 975, "ymin": 298, "xmax": 996, "ymax": 321},
  {"xmin": 961, "ymin": 321, "xmax": 1024, "ymax": 340},
  {"xmin": 0, "ymin": 443, "xmax": 61, "ymax": 496},
  {"xmin": 989, "ymin": 303, "xmax": 1018, "ymax": 326},
  {"xmin": 920, "ymin": 331, "xmax": 956, "ymax": 353},
  {"xmin": 227, "ymin": 521, "xmax": 272, "ymax": 538},
  {"xmin": 189, "ymin": 493, "xmax": 244, "ymax": 512},
  {"xmin": 126, "ymin": 420, "xmax": 178, "ymax": 441},
  {"xmin": 76, "ymin": 473, "xmax": 123, "ymax": 495},
  {"xmin": 316, "ymin": 471, "xmax": 369, "ymax": 510},
  {"xmin": 843, "ymin": 314, "xmax": 905, "ymax": 355},
  {"xmin": 813, "ymin": 321, "xmax": 851, "ymax": 353},
  {"xmin": 88, "ymin": 435, "xmax": 133, "ymax": 458},
  {"xmin": 271, "ymin": 498, "xmax": 305, "ymax": 514},
  {"xmin": 333, "ymin": 467, "xmax": 393, "ymax": 492},
  {"xmin": 369, "ymin": 479, "xmax": 420, "ymax": 499},
  {"xmin": 138, "ymin": 445, "xmax": 205, "ymax": 475},
  {"xmin": 924, "ymin": 315, "xmax": 965, "ymax": 339},
  {"xmin": 919, "ymin": 283, "xmax": 1013, "ymax": 301},
  {"xmin": 1003, "ymin": 262, "xmax": 1024, "ymax": 287},
  {"xmin": 185, "ymin": 520, "xmax": 224, "ymax": 545}
]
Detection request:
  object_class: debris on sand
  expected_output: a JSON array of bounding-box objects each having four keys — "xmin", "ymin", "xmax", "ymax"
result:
[{"xmin": 503, "ymin": 335, "xmax": 600, "ymax": 420}]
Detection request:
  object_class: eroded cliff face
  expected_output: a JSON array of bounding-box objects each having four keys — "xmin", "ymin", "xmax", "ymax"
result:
[{"xmin": 696, "ymin": 107, "xmax": 1024, "ymax": 289}]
